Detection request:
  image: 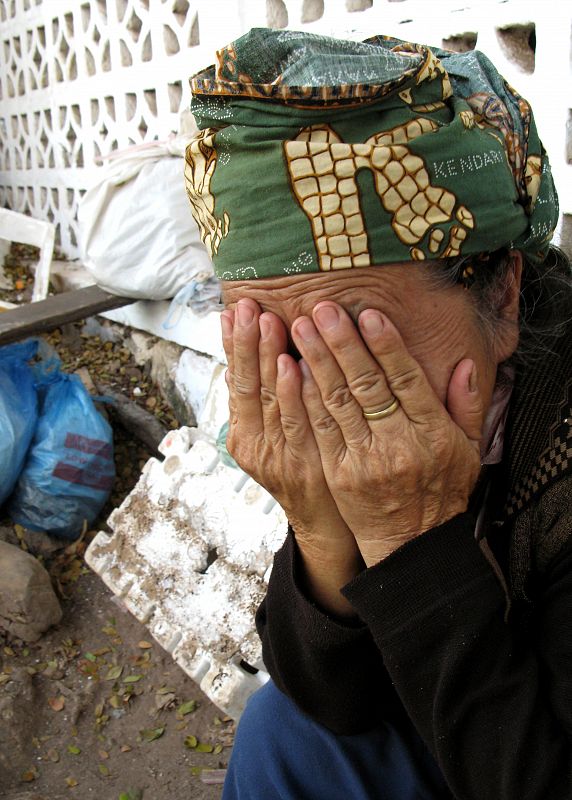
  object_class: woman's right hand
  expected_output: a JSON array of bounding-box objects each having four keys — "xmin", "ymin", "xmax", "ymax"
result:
[{"xmin": 221, "ymin": 298, "xmax": 363, "ymax": 617}]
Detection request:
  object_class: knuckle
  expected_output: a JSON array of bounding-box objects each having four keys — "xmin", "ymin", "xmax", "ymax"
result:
[
  {"xmin": 323, "ymin": 383, "xmax": 354, "ymax": 412},
  {"xmin": 260, "ymin": 386, "xmax": 277, "ymax": 408},
  {"xmin": 387, "ymin": 363, "xmax": 420, "ymax": 394},
  {"xmin": 313, "ymin": 412, "xmax": 338, "ymax": 434},
  {"xmin": 232, "ymin": 372, "xmax": 259, "ymax": 398},
  {"xmin": 347, "ymin": 369, "xmax": 385, "ymax": 399},
  {"xmin": 390, "ymin": 452, "xmax": 410, "ymax": 480},
  {"xmin": 280, "ymin": 413, "xmax": 304, "ymax": 441}
]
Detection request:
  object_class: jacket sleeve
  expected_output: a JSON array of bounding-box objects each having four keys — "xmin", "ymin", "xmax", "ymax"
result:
[
  {"xmin": 256, "ymin": 528, "xmax": 402, "ymax": 734},
  {"xmin": 342, "ymin": 501, "xmax": 572, "ymax": 799}
]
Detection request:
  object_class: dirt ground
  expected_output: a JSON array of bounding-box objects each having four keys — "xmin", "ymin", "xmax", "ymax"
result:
[
  {"xmin": 0, "ymin": 247, "xmax": 235, "ymax": 799},
  {"xmin": 0, "ymin": 566, "xmax": 234, "ymax": 800}
]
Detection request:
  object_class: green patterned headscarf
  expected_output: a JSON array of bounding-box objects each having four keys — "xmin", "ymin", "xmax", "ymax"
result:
[{"xmin": 184, "ymin": 28, "xmax": 558, "ymax": 281}]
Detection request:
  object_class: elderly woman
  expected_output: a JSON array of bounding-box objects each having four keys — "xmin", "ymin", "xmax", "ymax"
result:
[{"xmin": 185, "ymin": 30, "xmax": 572, "ymax": 800}]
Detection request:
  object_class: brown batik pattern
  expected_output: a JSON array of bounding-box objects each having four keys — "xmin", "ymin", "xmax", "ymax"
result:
[{"xmin": 184, "ymin": 129, "xmax": 229, "ymax": 258}]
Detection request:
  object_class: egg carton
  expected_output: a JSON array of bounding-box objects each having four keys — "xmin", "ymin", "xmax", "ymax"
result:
[{"xmin": 85, "ymin": 424, "xmax": 288, "ymax": 720}]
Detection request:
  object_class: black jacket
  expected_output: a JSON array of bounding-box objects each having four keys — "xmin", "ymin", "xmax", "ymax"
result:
[{"xmin": 256, "ymin": 324, "xmax": 572, "ymax": 799}]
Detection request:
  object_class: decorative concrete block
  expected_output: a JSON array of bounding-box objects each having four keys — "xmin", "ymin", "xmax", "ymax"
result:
[
  {"xmin": 176, "ymin": 347, "xmax": 225, "ymax": 424},
  {"xmin": 86, "ymin": 429, "xmax": 287, "ymax": 720}
]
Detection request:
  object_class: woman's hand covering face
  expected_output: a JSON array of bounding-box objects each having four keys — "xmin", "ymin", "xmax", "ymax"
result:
[
  {"xmin": 223, "ymin": 294, "xmax": 485, "ymax": 570},
  {"xmin": 290, "ymin": 301, "xmax": 484, "ymax": 566},
  {"xmin": 221, "ymin": 298, "xmax": 364, "ymax": 615}
]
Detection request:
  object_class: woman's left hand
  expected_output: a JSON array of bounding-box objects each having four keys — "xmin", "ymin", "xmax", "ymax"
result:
[{"xmin": 291, "ymin": 301, "xmax": 484, "ymax": 567}]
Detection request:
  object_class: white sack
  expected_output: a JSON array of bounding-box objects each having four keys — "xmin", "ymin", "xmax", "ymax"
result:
[{"xmin": 78, "ymin": 137, "xmax": 214, "ymax": 301}]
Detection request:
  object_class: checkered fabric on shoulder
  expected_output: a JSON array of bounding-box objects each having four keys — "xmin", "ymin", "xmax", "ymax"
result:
[{"xmin": 505, "ymin": 380, "xmax": 572, "ymax": 518}]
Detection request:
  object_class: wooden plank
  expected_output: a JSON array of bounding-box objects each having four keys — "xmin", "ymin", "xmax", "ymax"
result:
[{"xmin": 0, "ymin": 285, "xmax": 136, "ymax": 345}]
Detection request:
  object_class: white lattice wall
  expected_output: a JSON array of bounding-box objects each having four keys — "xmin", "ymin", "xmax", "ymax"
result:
[{"xmin": 1, "ymin": 0, "xmax": 571, "ymax": 258}]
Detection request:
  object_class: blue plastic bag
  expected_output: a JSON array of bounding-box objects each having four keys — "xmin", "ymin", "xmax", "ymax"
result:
[
  {"xmin": 0, "ymin": 340, "xmax": 39, "ymax": 507},
  {"xmin": 9, "ymin": 371, "xmax": 115, "ymax": 539}
]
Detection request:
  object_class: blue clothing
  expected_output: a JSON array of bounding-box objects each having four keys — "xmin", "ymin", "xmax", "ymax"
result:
[{"xmin": 223, "ymin": 680, "xmax": 450, "ymax": 800}]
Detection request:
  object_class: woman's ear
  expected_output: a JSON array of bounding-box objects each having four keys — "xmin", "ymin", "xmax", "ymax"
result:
[{"xmin": 493, "ymin": 250, "xmax": 523, "ymax": 363}]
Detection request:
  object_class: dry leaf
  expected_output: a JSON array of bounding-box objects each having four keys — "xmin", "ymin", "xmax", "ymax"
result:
[
  {"xmin": 140, "ymin": 726, "xmax": 165, "ymax": 742},
  {"xmin": 154, "ymin": 690, "xmax": 176, "ymax": 713},
  {"xmin": 120, "ymin": 744, "xmax": 132, "ymax": 753},
  {"xmin": 48, "ymin": 695, "xmax": 65, "ymax": 712},
  {"xmin": 47, "ymin": 748, "xmax": 60, "ymax": 763},
  {"xmin": 132, "ymin": 651, "xmax": 151, "ymax": 667},
  {"xmin": 99, "ymin": 749, "xmax": 109, "ymax": 760},
  {"xmin": 177, "ymin": 699, "xmax": 197, "ymax": 716},
  {"xmin": 123, "ymin": 674, "xmax": 143, "ymax": 683},
  {"xmin": 21, "ymin": 768, "xmax": 37, "ymax": 782},
  {"xmin": 65, "ymin": 776, "xmax": 79, "ymax": 787},
  {"xmin": 104, "ymin": 664, "xmax": 123, "ymax": 681},
  {"xmin": 138, "ymin": 640, "xmax": 152, "ymax": 649}
]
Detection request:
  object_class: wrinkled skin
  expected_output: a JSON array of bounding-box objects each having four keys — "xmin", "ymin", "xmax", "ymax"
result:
[{"xmin": 221, "ymin": 259, "xmax": 521, "ymax": 615}]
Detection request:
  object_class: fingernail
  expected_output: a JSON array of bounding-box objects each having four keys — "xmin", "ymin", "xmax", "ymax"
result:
[
  {"xmin": 259, "ymin": 316, "xmax": 271, "ymax": 340},
  {"xmin": 277, "ymin": 356, "xmax": 288, "ymax": 378},
  {"xmin": 360, "ymin": 310, "xmax": 384, "ymax": 337},
  {"xmin": 315, "ymin": 304, "xmax": 339, "ymax": 330},
  {"xmin": 224, "ymin": 368, "xmax": 230, "ymax": 384},
  {"xmin": 237, "ymin": 301, "xmax": 254, "ymax": 326},
  {"xmin": 221, "ymin": 313, "xmax": 233, "ymax": 337},
  {"xmin": 469, "ymin": 363, "xmax": 478, "ymax": 393},
  {"xmin": 295, "ymin": 318, "xmax": 318, "ymax": 342}
]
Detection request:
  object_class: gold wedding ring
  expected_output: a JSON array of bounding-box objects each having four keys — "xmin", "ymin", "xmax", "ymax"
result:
[{"xmin": 363, "ymin": 396, "xmax": 400, "ymax": 420}]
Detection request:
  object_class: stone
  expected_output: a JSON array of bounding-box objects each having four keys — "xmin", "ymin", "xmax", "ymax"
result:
[
  {"xmin": 126, "ymin": 329, "xmax": 156, "ymax": 366},
  {"xmin": 0, "ymin": 541, "xmax": 62, "ymax": 642},
  {"xmin": 0, "ymin": 525, "xmax": 19, "ymax": 547},
  {"xmin": 19, "ymin": 528, "xmax": 67, "ymax": 559}
]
